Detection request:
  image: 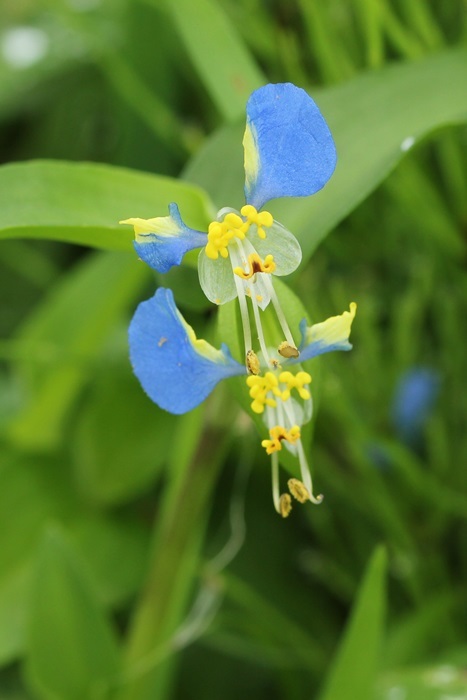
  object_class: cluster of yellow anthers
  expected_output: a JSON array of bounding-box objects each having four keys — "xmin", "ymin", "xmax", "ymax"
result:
[
  {"xmin": 205, "ymin": 205, "xmax": 274, "ymax": 260},
  {"xmin": 233, "ymin": 252, "xmax": 276, "ymax": 279},
  {"xmin": 262, "ymin": 425, "xmax": 301, "ymax": 455},
  {"xmin": 276, "ymin": 371, "xmax": 311, "ymax": 401},
  {"xmin": 246, "ymin": 372, "xmax": 282, "ymax": 413},
  {"xmin": 246, "ymin": 370, "xmax": 312, "ymax": 414},
  {"xmin": 278, "ymin": 479, "xmax": 315, "ymax": 518}
]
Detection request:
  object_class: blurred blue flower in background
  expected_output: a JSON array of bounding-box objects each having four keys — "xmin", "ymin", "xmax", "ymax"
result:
[{"xmin": 392, "ymin": 367, "xmax": 440, "ymax": 445}]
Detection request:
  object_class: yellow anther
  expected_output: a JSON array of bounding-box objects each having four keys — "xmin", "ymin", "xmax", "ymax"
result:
[
  {"xmin": 246, "ymin": 372, "xmax": 282, "ymax": 414},
  {"xmin": 261, "ymin": 425, "xmax": 301, "ymax": 454},
  {"xmin": 277, "ymin": 341, "xmax": 299, "ymax": 359},
  {"xmin": 240, "ymin": 204, "xmax": 274, "ymax": 239},
  {"xmin": 279, "ymin": 370, "xmax": 312, "ymax": 401},
  {"xmin": 288, "ymin": 478, "xmax": 310, "ymax": 503},
  {"xmin": 246, "ymin": 349, "xmax": 260, "ymax": 375},
  {"xmin": 233, "ymin": 253, "xmax": 276, "ymax": 279},
  {"xmin": 205, "ymin": 212, "xmax": 246, "ymax": 260},
  {"xmin": 279, "ymin": 493, "xmax": 292, "ymax": 518}
]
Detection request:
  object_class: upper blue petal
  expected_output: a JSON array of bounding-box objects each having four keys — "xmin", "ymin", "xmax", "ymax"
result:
[
  {"xmin": 133, "ymin": 203, "xmax": 207, "ymax": 273},
  {"xmin": 243, "ymin": 83, "xmax": 337, "ymax": 210},
  {"xmin": 129, "ymin": 287, "xmax": 245, "ymax": 414}
]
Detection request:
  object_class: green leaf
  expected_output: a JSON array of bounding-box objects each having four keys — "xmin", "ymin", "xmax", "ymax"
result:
[
  {"xmin": 0, "ymin": 565, "xmax": 30, "ymax": 667},
  {"xmin": 116, "ymin": 409, "xmax": 227, "ymax": 700},
  {"xmin": 184, "ymin": 48, "xmax": 467, "ymax": 260},
  {"xmin": 318, "ymin": 546, "xmax": 387, "ymax": 700},
  {"xmin": 72, "ymin": 366, "xmax": 177, "ymax": 505},
  {"xmin": 0, "ymin": 454, "xmax": 147, "ymax": 666},
  {"xmin": 163, "ymin": 0, "xmax": 264, "ymax": 121},
  {"xmin": 0, "ymin": 160, "xmax": 212, "ymax": 250},
  {"xmin": 24, "ymin": 528, "xmax": 120, "ymax": 700},
  {"xmin": 7, "ymin": 251, "xmax": 149, "ymax": 450}
]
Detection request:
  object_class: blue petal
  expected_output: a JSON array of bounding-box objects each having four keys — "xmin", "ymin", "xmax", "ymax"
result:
[
  {"xmin": 291, "ymin": 303, "xmax": 356, "ymax": 363},
  {"xmin": 122, "ymin": 203, "xmax": 207, "ymax": 273},
  {"xmin": 243, "ymin": 83, "xmax": 337, "ymax": 210},
  {"xmin": 129, "ymin": 288, "xmax": 245, "ymax": 414}
]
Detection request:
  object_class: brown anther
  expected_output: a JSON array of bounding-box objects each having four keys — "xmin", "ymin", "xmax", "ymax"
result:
[
  {"xmin": 278, "ymin": 341, "xmax": 300, "ymax": 359},
  {"xmin": 246, "ymin": 349, "xmax": 260, "ymax": 375},
  {"xmin": 279, "ymin": 493, "xmax": 292, "ymax": 518},
  {"xmin": 288, "ymin": 478, "xmax": 310, "ymax": 503}
]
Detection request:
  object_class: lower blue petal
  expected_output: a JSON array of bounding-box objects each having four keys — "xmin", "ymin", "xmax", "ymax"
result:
[{"xmin": 129, "ymin": 287, "xmax": 245, "ymax": 414}]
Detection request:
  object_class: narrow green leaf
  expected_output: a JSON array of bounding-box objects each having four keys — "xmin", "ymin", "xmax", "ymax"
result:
[
  {"xmin": 117, "ymin": 410, "xmax": 227, "ymax": 700},
  {"xmin": 318, "ymin": 546, "xmax": 387, "ymax": 700},
  {"xmin": 184, "ymin": 48, "xmax": 467, "ymax": 260},
  {"xmin": 0, "ymin": 565, "xmax": 30, "ymax": 666},
  {"xmin": 163, "ymin": 0, "xmax": 264, "ymax": 121},
  {"xmin": 0, "ymin": 160, "xmax": 212, "ymax": 250},
  {"xmin": 25, "ymin": 529, "xmax": 120, "ymax": 700}
]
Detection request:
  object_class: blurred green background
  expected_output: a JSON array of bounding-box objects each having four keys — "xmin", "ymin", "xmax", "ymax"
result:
[{"xmin": 0, "ymin": 0, "xmax": 466, "ymax": 698}]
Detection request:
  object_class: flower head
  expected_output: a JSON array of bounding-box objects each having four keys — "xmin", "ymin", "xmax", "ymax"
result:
[{"xmin": 122, "ymin": 83, "xmax": 355, "ymax": 518}]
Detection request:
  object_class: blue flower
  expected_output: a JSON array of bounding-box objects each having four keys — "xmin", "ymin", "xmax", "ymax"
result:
[
  {"xmin": 121, "ymin": 83, "xmax": 336, "ymax": 308},
  {"xmin": 123, "ymin": 83, "xmax": 354, "ymax": 518}
]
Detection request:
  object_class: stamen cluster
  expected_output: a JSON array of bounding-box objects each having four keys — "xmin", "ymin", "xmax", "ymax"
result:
[
  {"xmin": 204, "ymin": 206, "xmax": 321, "ymax": 518},
  {"xmin": 205, "ymin": 205, "xmax": 274, "ymax": 260}
]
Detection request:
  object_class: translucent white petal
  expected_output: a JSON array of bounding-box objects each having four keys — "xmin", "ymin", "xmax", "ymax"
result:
[
  {"xmin": 198, "ymin": 248, "xmax": 237, "ymax": 305},
  {"xmin": 248, "ymin": 219, "xmax": 302, "ymax": 276},
  {"xmin": 244, "ymin": 274, "xmax": 271, "ymax": 311}
]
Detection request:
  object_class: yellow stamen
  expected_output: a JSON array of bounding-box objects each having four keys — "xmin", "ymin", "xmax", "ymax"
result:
[
  {"xmin": 279, "ymin": 371, "xmax": 312, "ymax": 401},
  {"xmin": 288, "ymin": 478, "xmax": 311, "ymax": 503},
  {"xmin": 246, "ymin": 372, "xmax": 282, "ymax": 414},
  {"xmin": 277, "ymin": 341, "xmax": 299, "ymax": 358},
  {"xmin": 261, "ymin": 425, "xmax": 301, "ymax": 455},
  {"xmin": 279, "ymin": 493, "xmax": 292, "ymax": 518},
  {"xmin": 205, "ymin": 212, "xmax": 246, "ymax": 260},
  {"xmin": 241, "ymin": 205, "xmax": 273, "ymax": 239},
  {"xmin": 233, "ymin": 253, "xmax": 276, "ymax": 279},
  {"xmin": 205, "ymin": 206, "xmax": 274, "ymax": 259},
  {"xmin": 246, "ymin": 349, "xmax": 260, "ymax": 375}
]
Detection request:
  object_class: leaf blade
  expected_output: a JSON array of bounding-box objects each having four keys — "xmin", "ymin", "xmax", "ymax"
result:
[
  {"xmin": 24, "ymin": 528, "xmax": 120, "ymax": 700},
  {"xmin": 318, "ymin": 546, "xmax": 387, "ymax": 700},
  {"xmin": 0, "ymin": 160, "xmax": 212, "ymax": 251}
]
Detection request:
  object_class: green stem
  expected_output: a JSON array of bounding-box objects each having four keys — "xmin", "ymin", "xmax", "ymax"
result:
[{"xmin": 115, "ymin": 413, "xmax": 227, "ymax": 700}]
